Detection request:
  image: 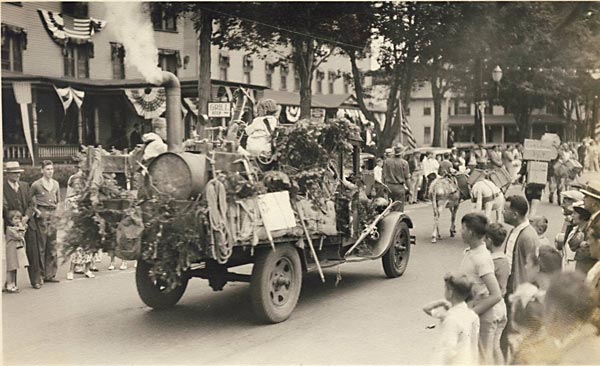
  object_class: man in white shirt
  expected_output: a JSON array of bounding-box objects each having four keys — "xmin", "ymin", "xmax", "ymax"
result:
[{"xmin": 422, "ymin": 152, "xmax": 439, "ymax": 200}]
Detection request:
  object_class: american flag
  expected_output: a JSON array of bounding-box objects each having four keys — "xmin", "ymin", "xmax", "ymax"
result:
[
  {"xmin": 38, "ymin": 9, "xmax": 106, "ymax": 42},
  {"xmin": 398, "ymin": 100, "xmax": 417, "ymax": 148}
]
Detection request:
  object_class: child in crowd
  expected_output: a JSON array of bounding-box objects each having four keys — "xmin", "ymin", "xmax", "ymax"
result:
[
  {"xmin": 483, "ymin": 223, "xmax": 509, "ymax": 365},
  {"xmin": 64, "ymin": 173, "xmax": 95, "ymax": 280},
  {"xmin": 4, "ymin": 210, "xmax": 29, "ymax": 293},
  {"xmin": 530, "ymin": 216, "xmax": 551, "ymax": 247},
  {"xmin": 423, "ymin": 272, "xmax": 480, "ymax": 365}
]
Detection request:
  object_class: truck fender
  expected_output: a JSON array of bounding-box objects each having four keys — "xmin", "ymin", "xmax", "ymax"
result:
[{"xmin": 369, "ymin": 212, "xmax": 415, "ymax": 259}]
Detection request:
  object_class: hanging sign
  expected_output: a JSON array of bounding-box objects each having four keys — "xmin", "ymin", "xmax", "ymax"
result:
[
  {"xmin": 311, "ymin": 108, "xmax": 326, "ymax": 122},
  {"xmin": 208, "ymin": 102, "xmax": 232, "ymax": 118}
]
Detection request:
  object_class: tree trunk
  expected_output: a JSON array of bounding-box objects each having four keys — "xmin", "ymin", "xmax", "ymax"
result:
[
  {"xmin": 197, "ymin": 10, "xmax": 212, "ymax": 138},
  {"xmin": 348, "ymin": 51, "xmax": 376, "ymax": 123},
  {"xmin": 293, "ymin": 39, "xmax": 314, "ymax": 119},
  {"xmin": 430, "ymin": 75, "xmax": 443, "ymax": 147}
]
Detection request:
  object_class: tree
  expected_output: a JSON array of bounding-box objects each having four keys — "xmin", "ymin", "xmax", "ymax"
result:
[
  {"xmin": 341, "ymin": 2, "xmax": 426, "ymax": 153},
  {"xmin": 207, "ymin": 2, "xmax": 373, "ymax": 119},
  {"xmin": 491, "ymin": 2, "xmax": 600, "ymax": 140}
]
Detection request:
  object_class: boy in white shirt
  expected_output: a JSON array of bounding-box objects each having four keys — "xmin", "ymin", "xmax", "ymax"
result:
[{"xmin": 423, "ymin": 272, "xmax": 480, "ymax": 365}]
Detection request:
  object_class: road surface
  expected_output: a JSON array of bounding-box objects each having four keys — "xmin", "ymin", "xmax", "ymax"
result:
[{"xmin": 3, "ymin": 176, "xmax": 593, "ymax": 365}]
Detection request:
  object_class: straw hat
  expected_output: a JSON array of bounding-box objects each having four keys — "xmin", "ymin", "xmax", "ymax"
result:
[
  {"xmin": 4, "ymin": 161, "xmax": 24, "ymax": 173},
  {"xmin": 581, "ymin": 181, "xmax": 600, "ymax": 201}
]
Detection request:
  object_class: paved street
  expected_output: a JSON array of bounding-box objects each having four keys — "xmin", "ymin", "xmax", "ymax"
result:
[{"xmin": 3, "ymin": 174, "xmax": 597, "ymax": 365}]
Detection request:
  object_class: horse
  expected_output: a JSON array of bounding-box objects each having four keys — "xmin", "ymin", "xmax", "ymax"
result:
[
  {"xmin": 471, "ymin": 178, "xmax": 505, "ymax": 223},
  {"xmin": 429, "ymin": 172, "xmax": 504, "ymax": 243},
  {"xmin": 429, "ymin": 176, "xmax": 462, "ymax": 243}
]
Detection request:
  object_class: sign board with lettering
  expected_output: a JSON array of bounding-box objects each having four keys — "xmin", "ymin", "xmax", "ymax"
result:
[
  {"xmin": 310, "ymin": 108, "xmax": 326, "ymax": 122},
  {"xmin": 522, "ymin": 139, "xmax": 557, "ymax": 161},
  {"xmin": 527, "ymin": 161, "xmax": 548, "ymax": 185},
  {"xmin": 208, "ymin": 102, "xmax": 232, "ymax": 118}
]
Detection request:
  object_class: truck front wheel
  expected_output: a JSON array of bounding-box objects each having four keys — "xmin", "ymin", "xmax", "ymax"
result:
[
  {"xmin": 382, "ymin": 222, "xmax": 411, "ymax": 278},
  {"xmin": 250, "ymin": 244, "xmax": 302, "ymax": 323},
  {"xmin": 136, "ymin": 260, "xmax": 188, "ymax": 309}
]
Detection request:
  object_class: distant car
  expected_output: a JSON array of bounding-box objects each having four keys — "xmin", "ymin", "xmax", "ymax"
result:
[{"xmin": 402, "ymin": 147, "xmax": 452, "ymax": 158}]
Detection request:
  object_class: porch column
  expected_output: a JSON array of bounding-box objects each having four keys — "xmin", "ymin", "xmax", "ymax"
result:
[
  {"xmin": 78, "ymin": 108, "xmax": 83, "ymax": 144},
  {"xmin": 501, "ymin": 125, "xmax": 505, "ymax": 143},
  {"xmin": 32, "ymin": 103, "xmax": 38, "ymax": 144},
  {"xmin": 94, "ymin": 107, "xmax": 100, "ymax": 145}
]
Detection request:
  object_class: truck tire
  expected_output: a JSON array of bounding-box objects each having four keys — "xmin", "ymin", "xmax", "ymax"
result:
[
  {"xmin": 250, "ymin": 244, "xmax": 302, "ymax": 323},
  {"xmin": 136, "ymin": 260, "xmax": 188, "ymax": 309},
  {"xmin": 382, "ymin": 222, "xmax": 410, "ymax": 278}
]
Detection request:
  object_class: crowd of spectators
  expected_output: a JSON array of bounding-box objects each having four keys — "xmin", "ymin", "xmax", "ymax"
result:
[{"xmin": 423, "ymin": 182, "xmax": 600, "ymax": 364}]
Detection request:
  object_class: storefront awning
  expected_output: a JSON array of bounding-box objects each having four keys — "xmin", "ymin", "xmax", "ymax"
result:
[{"xmin": 447, "ymin": 114, "xmax": 565, "ymax": 126}]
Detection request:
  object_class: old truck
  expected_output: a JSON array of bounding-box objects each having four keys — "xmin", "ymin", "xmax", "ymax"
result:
[{"xmin": 133, "ymin": 72, "xmax": 416, "ymax": 323}]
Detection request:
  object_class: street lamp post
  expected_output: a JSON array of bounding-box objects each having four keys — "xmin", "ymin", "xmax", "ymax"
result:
[{"xmin": 475, "ymin": 65, "xmax": 503, "ymax": 145}]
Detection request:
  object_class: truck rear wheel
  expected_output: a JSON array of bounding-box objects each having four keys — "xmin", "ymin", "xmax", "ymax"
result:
[
  {"xmin": 250, "ymin": 244, "xmax": 302, "ymax": 323},
  {"xmin": 382, "ymin": 222, "xmax": 410, "ymax": 278},
  {"xmin": 136, "ymin": 260, "xmax": 188, "ymax": 309}
]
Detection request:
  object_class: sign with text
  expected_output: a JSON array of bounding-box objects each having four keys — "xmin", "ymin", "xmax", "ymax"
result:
[
  {"xmin": 522, "ymin": 139, "xmax": 557, "ymax": 161},
  {"xmin": 208, "ymin": 102, "xmax": 232, "ymax": 118},
  {"xmin": 527, "ymin": 161, "xmax": 548, "ymax": 185}
]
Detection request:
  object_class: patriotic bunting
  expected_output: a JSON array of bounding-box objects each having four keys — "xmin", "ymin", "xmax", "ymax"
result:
[
  {"xmin": 125, "ymin": 88, "xmax": 167, "ymax": 119},
  {"xmin": 13, "ymin": 82, "xmax": 35, "ymax": 164},
  {"xmin": 37, "ymin": 9, "xmax": 106, "ymax": 44},
  {"xmin": 54, "ymin": 86, "xmax": 85, "ymax": 111},
  {"xmin": 125, "ymin": 88, "xmax": 187, "ymax": 119}
]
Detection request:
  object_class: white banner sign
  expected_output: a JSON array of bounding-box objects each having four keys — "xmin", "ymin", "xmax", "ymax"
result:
[{"xmin": 208, "ymin": 102, "xmax": 232, "ymax": 118}]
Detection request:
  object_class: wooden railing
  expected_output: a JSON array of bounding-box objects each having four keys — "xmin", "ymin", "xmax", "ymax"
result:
[{"xmin": 3, "ymin": 144, "xmax": 80, "ymax": 164}]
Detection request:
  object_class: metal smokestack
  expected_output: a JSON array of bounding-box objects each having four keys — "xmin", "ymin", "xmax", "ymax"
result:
[{"xmin": 160, "ymin": 71, "xmax": 183, "ymax": 153}]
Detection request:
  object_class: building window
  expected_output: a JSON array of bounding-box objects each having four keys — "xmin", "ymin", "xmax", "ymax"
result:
[
  {"xmin": 448, "ymin": 106, "xmax": 452, "ymax": 116},
  {"xmin": 343, "ymin": 74, "xmax": 352, "ymax": 94},
  {"xmin": 424, "ymin": 126, "xmax": 432, "ymax": 144},
  {"xmin": 316, "ymin": 70, "xmax": 325, "ymax": 94},
  {"xmin": 242, "ymin": 54, "xmax": 253, "ymax": 84},
  {"xmin": 158, "ymin": 49, "xmax": 180, "ymax": 75},
  {"xmin": 151, "ymin": 8, "xmax": 177, "ymax": 32},
  {"xmin": 218, "ymin": 53, "xmax": 229, "ymax": 81},
  {"xmin": 280, "ymin": 65, "xmax": 289, "ymax": 91},
  {"xmin": 328, "ymin": 71, "xmax": 338, "ymax": 94},
  {"xmin": 61, "ymin": 2, "xmax": 88, "ymax": 18},
  {"xmin": 110, "ymin": 42, "xmax": 125, "ymax": 79},
  {"xmin": 1, "ymin": 25, "xmax": 27, "ymax": 72},
  {"xmin": 423, "ymin": 107, "xmax": 431, "ymax": 116},
  {"xmin": 265, "ymin": 62, "xmax": 275, "ymax": 89},
  {"xmin": 64, "ymin": 43, "xmax": 90, "ymax": 78}
]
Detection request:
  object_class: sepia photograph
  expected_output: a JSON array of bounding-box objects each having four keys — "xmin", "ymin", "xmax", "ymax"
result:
[{"xmin": 2, "ymin": 1, "xmax": 600, "ymax": 364}]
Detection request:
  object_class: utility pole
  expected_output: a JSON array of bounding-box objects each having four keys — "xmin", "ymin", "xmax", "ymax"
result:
[{"xmin": 473, "ymin": 57, "xmax": 484, "ymax": 144}]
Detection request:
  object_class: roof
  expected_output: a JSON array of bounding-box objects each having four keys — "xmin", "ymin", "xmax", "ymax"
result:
[
  {"xmin": 1, "ymin": 70, "xmax": 268, "ymax": 92},
  {"xmin": 263, "ymin": 90, "xmax": 353, "ymax": 109},
  {"xmin": 447, "ymin": 114, "xmax": 565, "ymax": 126}
]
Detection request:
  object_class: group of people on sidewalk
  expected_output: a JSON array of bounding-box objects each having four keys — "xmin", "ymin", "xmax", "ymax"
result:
[
  {"xmin": 3, "ymin": 160, "xmax": 132, "ymax": 293},
  {"xmin": 424, "ymin": 181, "xmax": 600, "ymax": 364}
]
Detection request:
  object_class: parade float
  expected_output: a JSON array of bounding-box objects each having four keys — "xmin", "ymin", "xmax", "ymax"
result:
[{"xmin": 61, "ymin": 72, "xmax": 416, "ymax": 323}]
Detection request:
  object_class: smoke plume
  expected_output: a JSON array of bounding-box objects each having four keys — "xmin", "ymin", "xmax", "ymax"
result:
[{"xmin": 104, "ymin": 2, "xmax": 163, "ymax": 85}]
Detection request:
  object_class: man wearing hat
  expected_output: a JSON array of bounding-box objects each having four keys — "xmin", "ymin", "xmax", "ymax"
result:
[
  {"xmin": 3, "ymin": 161, "xmax": 43, "ymax": 289},
  {"xmin": 555, "ymin": 190, "xmax": 586, "ymax": 270},
  {"xmin": 142, "ymin": 117, "xmax": 168, "ymax": 161},
  {"xmin": 382, "ymin": 145, "xmax": 410, "ymax": 211},
  {"xmin": 582, "ymin": 181, "xmax": 600, "ymax": 220},
  {"xmin": 569, "ymin": 202, "xmax": 596, "ymax": 274}
]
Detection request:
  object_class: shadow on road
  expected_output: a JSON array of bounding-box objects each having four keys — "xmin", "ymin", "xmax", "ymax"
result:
[{"xmin": 135, "ymin": 268, "xmax": 388, "ymax": 328}]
